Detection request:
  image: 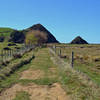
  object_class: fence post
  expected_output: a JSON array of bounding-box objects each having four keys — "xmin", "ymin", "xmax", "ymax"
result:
[
  {"xmin": 11, "ymin": 49, "xmax": 13, "ymax": 57},
  {"xmin": 59, "ymin": 48, "xmax": 61, "ymax": 57},
  {"xmin": 54, "ymin": 45, "xmax": 56, "ymax": 53},
  {"xmin": 6, "ymin": 50, "xmax": 8, "ymax": 61},
  {"xmin": 1, "ymin": 50, "xmax": 3, "ymax": 63},
  {"xmin": 71, "ymin": 51, "xmax": 74, "ymax": 68},
  {"xmin": 4, "ymin": 50, "xmax": 6, "ymax": 62}
]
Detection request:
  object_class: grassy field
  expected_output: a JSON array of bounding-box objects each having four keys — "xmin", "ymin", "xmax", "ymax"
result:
[
  {"xmin": 0, "ymin": 42, "xmax": 23, "ymax": 62},
  {"xmin": 0, "ymin": 48, "xmax": 35, "ymax": 92},
  {"xmin": 53, "ymin": 44, "xmax": 100, "ymax": 85},
  {"xmin": 0, "ymin": 42, "xmax": 22, "ymax": 51},
  {"xmin": 0, "ymin": 28, "xmax": 14, "ymax": 37},
  {"xmin": 0, "ymin": 47, "xmax": 100, "ymax": 100}
]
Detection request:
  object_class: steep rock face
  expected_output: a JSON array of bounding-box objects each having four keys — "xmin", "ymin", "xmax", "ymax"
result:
[
  {"xmin": 71, "ymin": 36, "xmax": 88, "ymax": 44},
  {"xmin": 24, "ymin": 24, "xmax": 59, "ymax": 43}
]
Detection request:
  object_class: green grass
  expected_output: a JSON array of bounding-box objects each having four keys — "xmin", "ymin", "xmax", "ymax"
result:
[
  {"xmin": 0, "ymin": 49, "xmax": 35, "ymax": 92},
  {"xmin": 0, "ymin": 73, "xmax": 19, "ymax": 91},
  {"xmin": 0, "ymin": 27, "xmax": 14, "ymax": 37},
  {"xmin": 1, "ymin": 47, "xmax": 100, "ymax": 100},
  {"xmin": 13, "ymin": 91, "xmax": 30, "ymax": 100},
  {"xmin": 18, "ymin": 47, "xmax": 100, "ymax": 100},
  {"xmin": 74, "ymin": 62, "xmax": 100, "ymax": 85},
  {"xmin": 54, "ymin": 44, "xmax": 100, "ymax": 85},
  {"xmin": 0, "ymin": 48, "xmax": 58, "ymax": 92},
  {"xmin": 18, "ymin": 48, "xmax": 59, "ymax": 85},
  {"xmin": 19, "ymin": 78, "xmax": 58, "ymax": 86},
  {"xmin": 0, "ymin": 42, "xmax": 22, "ymax": 51},
  {"xmin": 50, "ymin": 45, "xmax": 100, "ymax": 100},
  {"xmin": 0, "ymin": 42, "xmax": 23, "ymax": 62}
]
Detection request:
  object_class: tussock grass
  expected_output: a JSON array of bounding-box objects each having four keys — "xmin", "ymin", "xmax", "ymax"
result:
[
  {"xmin": 13, "ymin": 91, "xmax": 30, "ymax": 100},
  {"xmin": 0, "ymin": 49, "xmax": 35, "ymax": 92},
  {"xmin": 1, "ymin": 47, "xmax": 100, "ymax": 100},
  {"xmin": 50, "ymin": 47, "xmax": 100, "ymax": 100},
  {"xmin": 54, "ymin": 44, "xmax": 100, "ymax": 85},
  {"xmin": 19, "ymin": 78, "xmax": 58, "ymax": 86}
]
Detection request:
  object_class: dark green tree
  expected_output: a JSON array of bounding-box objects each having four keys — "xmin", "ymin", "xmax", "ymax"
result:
[{"xmin": 9, "ymin": 30, "xmax": 25, "ymax": 43}]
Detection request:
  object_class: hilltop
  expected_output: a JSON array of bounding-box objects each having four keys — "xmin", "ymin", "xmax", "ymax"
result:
[
  {"xmin": 23, "ymin": 24, "xmax": 59, "ymax": 43},
  {"xmin": 0, "ymin": 24, "xmax": 59, "ymax": 43},
  {"xmin": 0, "ymin": 28, "xmax": 14, "ymax": 42},
  {"xmin": 70, "ymin": 36, "xmax": 88, "ymax": 44}
]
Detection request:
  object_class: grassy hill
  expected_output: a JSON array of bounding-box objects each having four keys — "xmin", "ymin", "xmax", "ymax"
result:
[
  {"xmin": 0, "ymin": 28, "xmax": 14, "ymax": 42},
  {"xmin": 0, "ymin": 24, "xmax": 59, "ymax": 43},
  {"xmin": 0, "ymin": 27, "xmax": 14, "ymax": 36}
]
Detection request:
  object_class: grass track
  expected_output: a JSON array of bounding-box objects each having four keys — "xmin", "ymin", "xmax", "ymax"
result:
[{"xmin": 1, "ymin": 47, "xmax": 100, "ymax": 100}]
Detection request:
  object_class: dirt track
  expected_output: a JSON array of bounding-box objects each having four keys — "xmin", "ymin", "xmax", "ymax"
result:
[
  {"xmin": 0, "ymin": 48, "xmax": 71, "ymax": 100},
  {"xmin": 0, "ymin": 83, "xmax": 70, "ymax": 100}
]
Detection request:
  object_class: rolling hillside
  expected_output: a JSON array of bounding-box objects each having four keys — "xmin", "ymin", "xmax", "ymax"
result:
[
  {"xmin": 0, "ymin": 24, "xmax": 59, "ymax": 43},
  {"xmin": 0, "ymin": 28, "xmax": 14, "ymax": 36}
]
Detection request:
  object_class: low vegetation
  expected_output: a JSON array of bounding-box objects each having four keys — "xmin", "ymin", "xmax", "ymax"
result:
[
  {"xmin": 13, "ymin": 91, "xmax": 30, "ymax": 100},
  {"xmin": 0, "ymin": 49, "xmax": 35, "ymax": 92},
  {"xmin": 0, "ymin": 28, "xmax": 14, "ymax": 37},
  {"xmin": 54, "ymin": 44, "xmax": 100, "ymax": 85},
  {"xmin": 0, "ymin": 28, "xmax": 14, "ymax": 42},
  {"xmin": 0, "ymin": 23, "xmax": 59, "ymax": 44},
  {"xmin": 0, "ymin": 44, "xmax": 100, "ymax": 100}
]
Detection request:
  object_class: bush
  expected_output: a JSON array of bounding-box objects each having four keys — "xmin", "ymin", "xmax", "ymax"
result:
[
  {"xmin": 92, "ymin": 56, "xmax": 100, "ymax": 62},
  {"xmin": 9, "ymin": 30, "xmax": 25, "ymax": 43},
  {"xmin": 8, "ymin": 43, "xmax": 17, "ymax": 46},
  {"xmin": 0, "ymin": 36, "xmax": 5, "ymax": 42},
  {"xmin": 1, "ymin": 61, "xmax": 10, "ymax": 66},
  {"xmin": 3, "ymin": 47, "xmax": 11, "ymax": 50},
  {"xmin": 41, "ymin": 44, "xmax": 47, "ymax": 48},
  {"xmin": 14, "ymin": 47, "xmax": 21, "ymax": 49},
  {"xmin": 13, "ymin": 54, "xmax": 22, "ymax": 59}
]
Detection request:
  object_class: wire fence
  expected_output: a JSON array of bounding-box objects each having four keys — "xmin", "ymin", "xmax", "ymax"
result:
[
  {"xmin": 49, "ymin": 45, "xmax": 74, "ymax": 68},
  {"xmin": 49, "ymin": 45, "xmax": 94, "ymax": 83},
  {"xmin": 0, "ymin": 44, "xmax": 35, "ymax": 64}
]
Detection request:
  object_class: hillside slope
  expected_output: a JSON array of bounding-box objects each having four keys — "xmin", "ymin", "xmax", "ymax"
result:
[
  {"xmin": 23, "ymin": 24, "xmax": 59, "ymax": 43},
  {"xmin": 71, "ymin": 36, "xmax": 88, "ymax": 44},
  {"xmin": 0, "ymin": 28, "xmax": 14, "ymax": 36},
  {"xmin": 0, "ymin": 24, "xmax": 59, "ymax": 43},
  {"xmin": 0, "ymin": 28, "xmax": 14, "ymax": 42}
]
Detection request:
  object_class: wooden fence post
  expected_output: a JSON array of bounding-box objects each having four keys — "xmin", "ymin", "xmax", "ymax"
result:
[
  {"xmin": 59, "ymin": 48, "xmax": 61, "ymax": 57},
  {"xmin": 10, "ymin": 49, "xmax": 11, "ymax": 57},
  {"xmin": 4, "ymin": 50, "xmax": 6, "ymax": 62},
  {"xmin": 1, "ymin": 50, "xmax": 3, "ymax": 63},
  {"xmin": 54, "ymin": 45, "xmax": 56, "ymax": 53},
  {"xmin": 12, "ymin": 49, "xmax": 14, "ymax": 57},
  {"xmin": 71, "ymin": 51, "xmax": 74, "ymax": 68},
  {"xmin": 6, "ymin": 50, "xmax": 8, "ymax": 61}
]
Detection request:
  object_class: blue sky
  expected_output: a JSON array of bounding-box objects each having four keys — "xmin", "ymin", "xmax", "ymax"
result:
[{"xmin": 0, "ymin": 0, "xmax": 100, "ymax": 43}]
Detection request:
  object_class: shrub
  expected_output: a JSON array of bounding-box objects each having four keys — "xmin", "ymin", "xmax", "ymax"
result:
[
  {"xmin": 0, "ymin": 36, "xmax": 5, "ymax": 42},
  {"xmin": 92, "ymin": 56, "xmax": 100, "ymax": 62},
  {"xmin": 14, "ymin": 47, "xmax": 20, "ymax": 49},
  {"xmin": 3, "ymin": 47, "xmax": 11, "ymax": 50},
  {"xmin": 8, "ymin": 43, "xmax": 17, "ymax": 46},
  {"xmin": 9, "ymin": 30, "xmax": 25, "ymax": 43},
  {"xmin": 1, "ymin": 61, "xmax": 10, "ymax": 66},
  {"xmin": 13, "ymin": 54, "xmax": 22, "ymax": 59}
]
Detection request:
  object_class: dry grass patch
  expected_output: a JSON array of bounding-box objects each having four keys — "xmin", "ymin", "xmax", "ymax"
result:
[
  {"xmin": 49, "ymin": 67, "xmax": 57, "ymax": 73},
  {"xmin": 0, "ymin": 83, "xmax": 70, "ymax": 100},
  {"xmin": 20, "ymin": 69, "xmax": 44, "ymax": 80}
]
